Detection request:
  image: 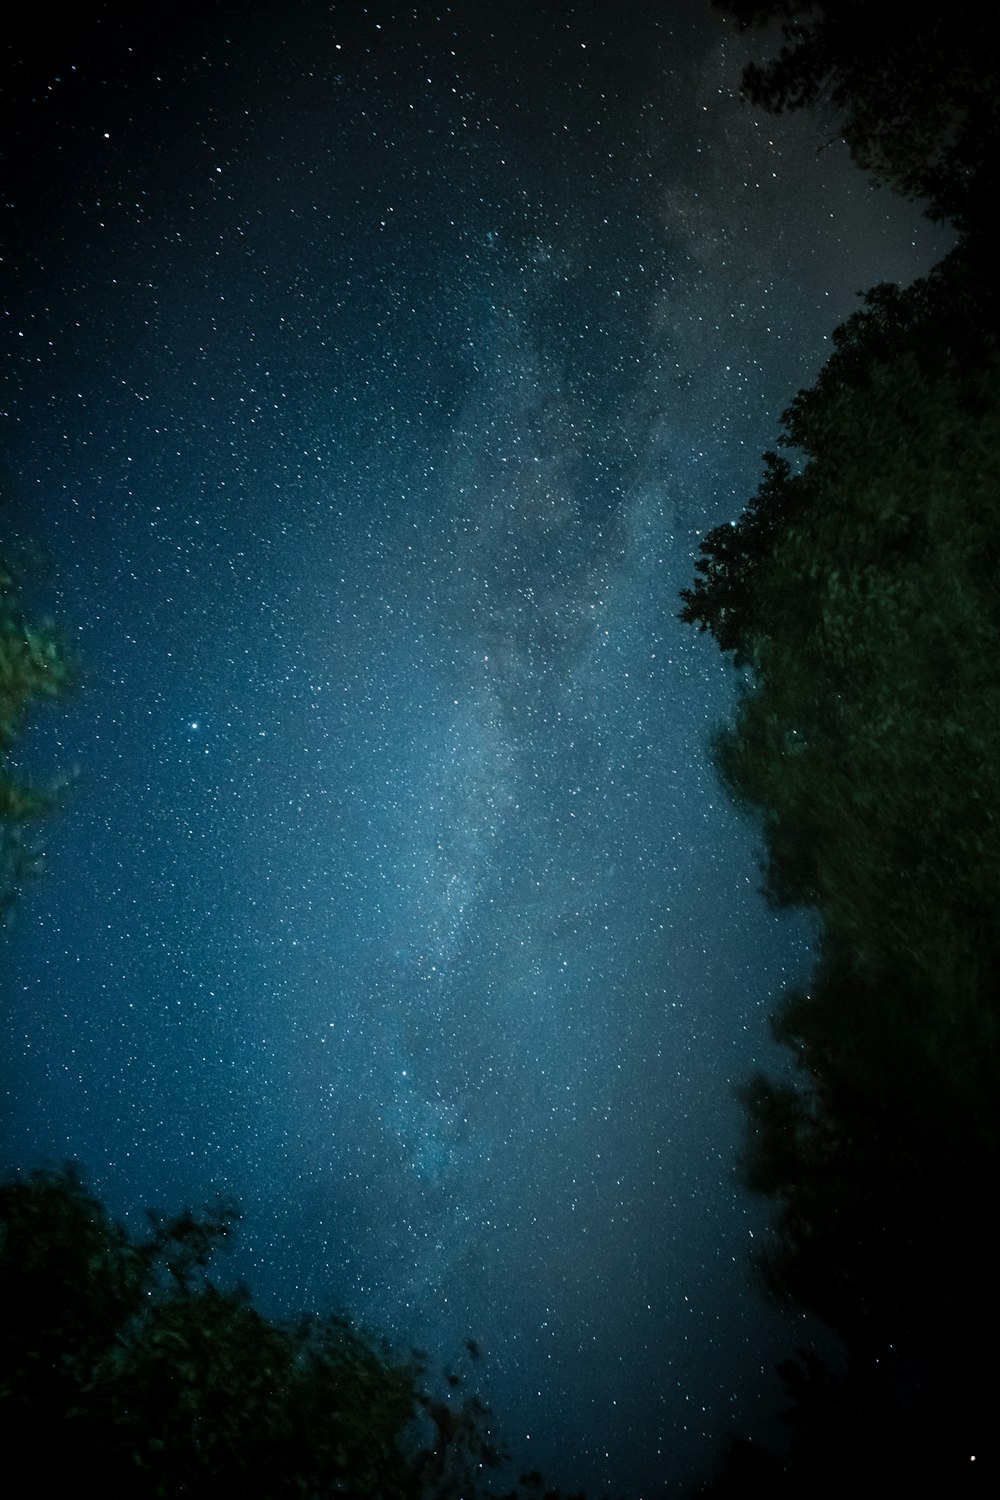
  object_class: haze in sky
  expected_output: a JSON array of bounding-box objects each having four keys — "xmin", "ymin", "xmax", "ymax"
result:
[{"xmin": 0, "ymin": 2, "xmax": 950, "ymax": 1491}]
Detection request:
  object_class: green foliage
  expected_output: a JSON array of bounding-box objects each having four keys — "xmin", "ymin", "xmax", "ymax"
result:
[
  {"xmin": 679, "ymin": 448, "xmax": 800, "ymax": 663},
  {"xmin": 680, "ymin": 46, "xmax": 1000, "ymax": 1478},
  {"xmin": 0, "ymin": 1165, "xmax": 512, "ymax": 1499},
  {"xmin": 0, "ymin": 548, "xmax": 74, "ymax": 916},
  {"xmin": 686, "ymin": 253, "xmax": 1000, "ymax": 1017}
]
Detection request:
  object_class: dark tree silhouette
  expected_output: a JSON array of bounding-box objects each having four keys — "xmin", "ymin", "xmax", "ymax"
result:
[
  {"xmin": 683, "ymin": 13, "xmax": 1000, "ymax": 1491},
  {"xmin": 684, "ymin": 250, "xmax": 1000, "ymax": 1009},
  {"xmin": 0, "ymin": 545, "xmax": 73, "ymax": 916},
  {"xmin": 0, "ymin": 1164, "xmax": 520, "ymax": 1499},
  {"xmin": 0, "ymin": 524, "xmax": 566, "ymax": 1500},
  {"xmin": 715, "ymin": 0, "xmax": 1000, "ymax": 231}
]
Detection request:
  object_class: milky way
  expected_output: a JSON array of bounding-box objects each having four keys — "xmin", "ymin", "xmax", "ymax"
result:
[{"xmin": 1, "ymin": 3, "xmax": 950, "ymax": 1491}]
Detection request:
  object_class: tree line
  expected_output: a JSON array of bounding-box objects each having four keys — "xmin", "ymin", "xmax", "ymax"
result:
[
  {"xmin": 0, "ymin": 566, "xmax": 582, "ymax": 1494},
  {"xmin": 3, "ymin": 1, "xmax": 999, "ymax": 1492},
  {"xmin": 684, "ymin": 3, "xmax": 1000, "ymax": 1492}
]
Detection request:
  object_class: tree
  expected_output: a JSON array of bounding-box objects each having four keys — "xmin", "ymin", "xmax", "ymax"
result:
[
  {"xmin": 678, "ymin": 448, "xmax": 800, "ymax": 664},
  {"xmin": 684, "ymin": 251, "xmax": 1000, "ymax": 1013},
  {"xmin": 680, "ymin": 26, "xmax": 1000, "ymax": 1481},
  {"xmin": 0, "ymin": 544, "xmax": 74, "ymax": 917},
  {"xmin": 0, "ymin": 1164, "xmax": 513, "ymax": 1499},
  {"xmin": 715, "ymin": 0, "xmax": 1000, "ymax": 231},
  {"xmin": 0, "ymin": 526, "xmax": 544, "ymax": 1500},
  {"xmin": 740, "ymin": 940, "xmax": 1000, "ymax": 1348}
]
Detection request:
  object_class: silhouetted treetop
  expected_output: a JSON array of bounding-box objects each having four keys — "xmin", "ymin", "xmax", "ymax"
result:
[
  {"xmin": 0, "ymin": 541, "xmax": 74, "ymax": 916},
  {"xmin": 0, "ymin": 1165, "xmax": 518, "ymax": 1499},
  {"xmin": 715, "ymin": 0, "xmax": 1000, "ymax": 230}
]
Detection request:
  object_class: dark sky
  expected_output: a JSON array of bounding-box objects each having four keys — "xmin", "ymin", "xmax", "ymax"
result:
[{"xmin": 0, "ymin": 2, "xmax": 950, "ymax": 1493}]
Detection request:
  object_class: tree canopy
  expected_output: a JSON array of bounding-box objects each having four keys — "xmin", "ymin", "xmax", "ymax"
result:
[
  {"xmin": 0, "ymin": 544, "xmax": 73, "ymax": 916},
  {"xmin": 685, "ymin": 9, "xmax": 1000, "ymax": 1490},
  {"xmin": 715, "ymin": 0, "xmax": 1000, "ymax": 230},
  {"xmin": 0, "ymin": 1164, "xmax": 520, "ymax": 1500},
  {"xmin": 0, "ymin": 532, "xmax": 545, "ymax": 1500},
  {"xmin": 682, "ymin": 248, "xmax": 1000, "ymax": 1019}
]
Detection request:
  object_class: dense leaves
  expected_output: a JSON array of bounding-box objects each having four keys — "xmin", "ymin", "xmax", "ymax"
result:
[
  {"xmin": 0, "ymin": 1164, "xmax": 518, "ymax": 1499},
  {"xmin": 715, "ymin": 0, "xmax": 1000, "ymax": 230},
  {"xmin": 685, "ymin": 10, "xmax": 1000, "ymax": 1491},
  {"xmin": 0, "ymin": 546, "xmax": 73, "ymax": 915},
  {"xmin": 685, "ymin": 249, "xmax": 1000, "ymax": 1016}
]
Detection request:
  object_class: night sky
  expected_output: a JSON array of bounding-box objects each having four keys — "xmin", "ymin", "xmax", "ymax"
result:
[{"xmin": 1, "ymin": 3, "xmax": 951, "ymax": 1494}]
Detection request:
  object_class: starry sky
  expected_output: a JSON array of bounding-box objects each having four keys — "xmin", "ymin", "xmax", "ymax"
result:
[{"xmin": 0, "ymin": 3, "xmax": 951, "ymax": 1494}]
